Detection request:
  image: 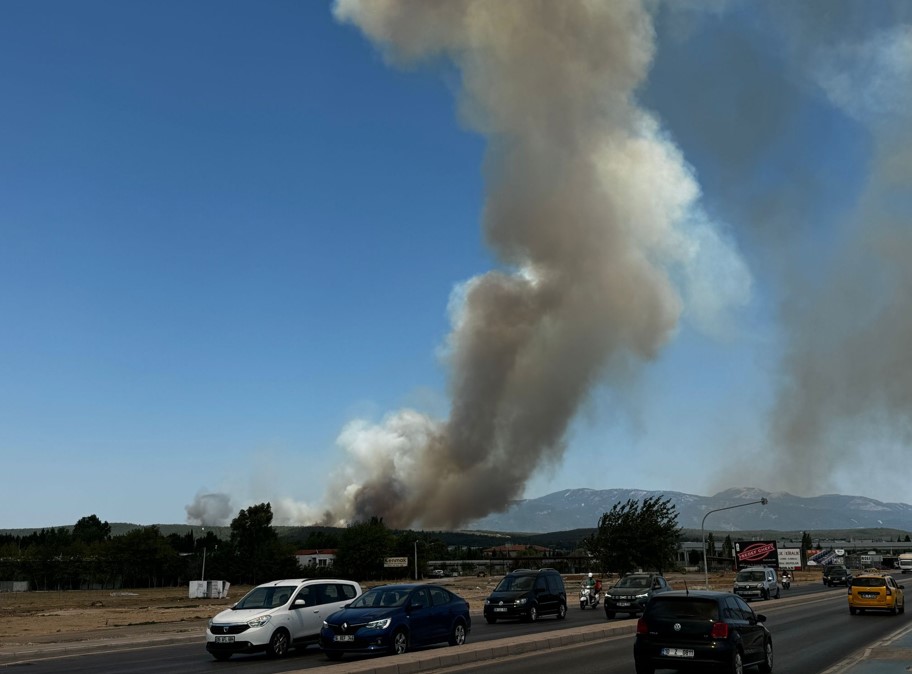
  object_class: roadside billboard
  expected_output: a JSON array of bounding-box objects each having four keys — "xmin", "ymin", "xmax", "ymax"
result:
[
  {"xmin": 777, "ymin": 547, "xmax": 801, "ymax": 570},
  {"xmin": 735, "ymin": 540, "xmax": 779, "ymax": 569}
]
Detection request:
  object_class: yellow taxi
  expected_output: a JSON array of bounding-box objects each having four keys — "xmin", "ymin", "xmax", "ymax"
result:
[{"xmin": 848, "ymin": 573, "xmax": 905, "ymax": 615}]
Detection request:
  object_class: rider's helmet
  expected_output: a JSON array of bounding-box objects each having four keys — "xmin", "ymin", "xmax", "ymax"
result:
[{"xmin": 588, "ymin": 572, "xmax": 593, "ymax": 578}]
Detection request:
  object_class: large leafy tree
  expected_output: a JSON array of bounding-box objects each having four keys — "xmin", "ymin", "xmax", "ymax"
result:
[
  {"xmin": 72, "ymin": 514, "xmax": 111, "ymax": 544},
  {"xmin": 584, "ymin": 496, "xmax": 681, "ymax": 575},
  {"xmin": 334, "ymin": 517, "xmax": 393, "ymax": 580},
  {"xmin": 228, "ymin": 503, "xmax": 299, "ymax": 585}
]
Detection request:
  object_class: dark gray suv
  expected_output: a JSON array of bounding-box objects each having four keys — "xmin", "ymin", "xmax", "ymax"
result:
[
  {"xmin": 604, "ymin": 572, "xmax": 670, "ymax": 619},
  {"xmin": 823, "ymin": 565, "xmax": 852, "ymax": 587},
  {"xmin": 483, "ymin": 568, "xmax": 567, "ymax": 623}
]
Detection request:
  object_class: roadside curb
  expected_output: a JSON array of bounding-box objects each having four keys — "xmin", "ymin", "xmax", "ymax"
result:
[
  {"xmin": 296, "ymin": 622, "xmax": 635, "ymax": 674},
  {"xmin": 0, "ymin": 631, "xmax": 202, "ymax": 665},
  {"xmin": 0, "ymin": 621, "xmax": 635, "ymax": 670}
]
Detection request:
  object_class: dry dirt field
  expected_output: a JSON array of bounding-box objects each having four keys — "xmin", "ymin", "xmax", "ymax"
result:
[{"xmin": 0, "ymin": 570, "xmax": 823, "ymax": 647}]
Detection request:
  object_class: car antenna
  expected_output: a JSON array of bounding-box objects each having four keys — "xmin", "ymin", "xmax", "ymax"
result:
[{"xmin": 683, "ymin": 579, "xmax": 689, "ymax": 595}]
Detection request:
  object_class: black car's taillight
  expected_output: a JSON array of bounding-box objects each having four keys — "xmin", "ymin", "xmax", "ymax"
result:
[
  {"xmin": 710, "ymin": 622, "xmax": 729, "ymax": 639},
  {"xmin": 636, "ymin": 618, "xmax": 649, "ymax": 634}
]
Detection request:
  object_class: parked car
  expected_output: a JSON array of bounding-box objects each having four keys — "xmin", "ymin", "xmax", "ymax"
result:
[
  {"xmin": 848, "ymin": 573, "xmax": 905, "ymax": 615},
  {"xmin": 483, "ymin": 568, "xmax": 567, "ymax": 623},
  {"xmin": 206, "ymin": 578, "xmax": 361, "ymax": 661},
  {"xmin": 733, "ymin": 566, "xmax": 780, "ymax": 601},
  {"xmin": 319, "ymin": 583, "xmax": 470, "ymax": 659},
  {"xmin": 604, "ymin": 573, "xmax": 670, "ymax": 619},
  {"xmin": 823, "ymin": 565, "xmax": 852, "ymax": 587},
  {"xmin": 633, "ymin": 590, "xmax": 773, "ymax": 674}
]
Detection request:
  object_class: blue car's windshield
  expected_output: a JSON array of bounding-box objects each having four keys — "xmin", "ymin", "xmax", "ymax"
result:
[{"xmin": 349, "ymin": 588, "xmax": 408, "ymax": 609}]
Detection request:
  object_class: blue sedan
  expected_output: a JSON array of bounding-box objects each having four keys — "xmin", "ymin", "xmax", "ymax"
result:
[{"xmin": 319, "ymin": 583, "xmax": 471, "ymax": 659}]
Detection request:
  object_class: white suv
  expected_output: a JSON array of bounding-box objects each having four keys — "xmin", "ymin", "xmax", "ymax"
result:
[{"xmin": 206, "ymin": 578, "xmax": 361, "ymax": 660}]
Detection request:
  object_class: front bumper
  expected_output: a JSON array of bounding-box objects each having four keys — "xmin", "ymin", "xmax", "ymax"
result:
[
  {"xmin": 319, "ymin": 627, "xmax": 393, "ymax": 655},
  {"xmin": 604, "ymin": 596, "xmax": 648, "ymax": 613},
  {"xmin": 484, "ymin": 605, "xmax": 532, "ymax": 620}
]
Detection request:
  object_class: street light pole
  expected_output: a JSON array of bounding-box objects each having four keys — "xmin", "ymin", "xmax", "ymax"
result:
[{"xmin": 702, "ymin": 498, "xmax": 768, "ymax": 589}]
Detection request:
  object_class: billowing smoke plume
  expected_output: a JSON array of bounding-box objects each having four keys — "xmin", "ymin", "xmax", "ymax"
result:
[
  {"xmin": 316, "ymin": 0, "xmax": 750, "ymax": 529},
  {"xmin": 185, "ymin": 492, "xmax": 234, "ymax": 526}
]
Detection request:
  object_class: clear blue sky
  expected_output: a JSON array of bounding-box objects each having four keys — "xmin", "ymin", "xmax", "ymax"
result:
[{"xmin": 2, "ymin": 1, "xmax": 910, "ymax": 529}]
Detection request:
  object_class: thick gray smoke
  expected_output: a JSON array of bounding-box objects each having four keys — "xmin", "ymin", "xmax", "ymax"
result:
[{"xmin": 317, "ymin": 0, "xmax": 750, "ymax": 529}]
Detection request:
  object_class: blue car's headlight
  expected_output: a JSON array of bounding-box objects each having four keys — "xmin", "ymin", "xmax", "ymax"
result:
[{"xmin": 366, "ymin": 617, "xmax": 391, "ymax": 629}]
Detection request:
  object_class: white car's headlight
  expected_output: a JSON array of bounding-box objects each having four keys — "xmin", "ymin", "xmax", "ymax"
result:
[
  {"xmin": 366, "ymin": 618, "xmax": 391, "ymax": 629},
  {"xmin": 247, "ymin": 615, "xmax": 272, "ymax": 628}
]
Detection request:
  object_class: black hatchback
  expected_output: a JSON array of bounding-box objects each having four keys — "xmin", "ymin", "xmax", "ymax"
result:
[{"xmin": 633, "ymin": 590, "xmax": 772, "ymax": 674}]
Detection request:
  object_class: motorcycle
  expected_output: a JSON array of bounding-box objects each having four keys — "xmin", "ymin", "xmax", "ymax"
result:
[
  {"xmin": 579, "ymin": 584, "xmax": 601, "ymax": 609},
  {"xmin": 781, "ymin": 573, "xmax": 791, "ymax": 590}
]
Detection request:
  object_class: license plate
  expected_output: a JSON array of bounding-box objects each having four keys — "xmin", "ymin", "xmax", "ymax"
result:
[
  {"xmin": 214, "ymin": 636, "xmax": 234, "ymax": 644},
  {"xmin": 334, "ymin": 634, "xmax": 354, "ymax": 642},
  {"xmin": 860, "ymin": 593, "xmax": 878, "ymax": 599},
  {"xmin": 494, "ymin": 607, "xmax": 508, "ymax": 612},
  {"xmin": 617, "ymin": 601, "xmax": 630, "ymax": 607},
  {"xmin": 661, "ymin": 648, "xmax": 695, "ymax": 658}
]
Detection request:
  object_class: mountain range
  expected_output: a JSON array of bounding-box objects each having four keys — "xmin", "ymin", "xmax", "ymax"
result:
[{"xmin": 468, "ymin": 487, "xmax": 912, "ymax": 534}]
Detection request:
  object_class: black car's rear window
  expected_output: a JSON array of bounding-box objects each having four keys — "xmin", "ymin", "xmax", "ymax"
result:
[
  {"xmin": 646, "ymin": 598, "xmax": 719, "ymax": 620},
  {"xmin": 852, "ymin": 577, "xmax": 886, "ymax": 587}
]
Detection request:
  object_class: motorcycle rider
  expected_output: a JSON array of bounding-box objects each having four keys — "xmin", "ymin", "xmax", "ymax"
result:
[
  {"xmin": 585, "ymin": 572, "xmax": 601, "ymax": 607},
  {"xmin": 781, "ymin": 570, "xmax": 791, "ymax": 589}
]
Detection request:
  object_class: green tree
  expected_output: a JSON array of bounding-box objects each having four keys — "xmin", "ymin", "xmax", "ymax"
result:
[
  {"xmin": 72, "ymin": 515, "xmax": 111, "ymax": 545},
  {"xmin": 334, "ymin": 517, "xmax": 393, "ymax": 580},
  {"xmin": 584, "ymin": 496, "xmax": 681, "ymax": 575},
  {"xmin": 706, "ymin": 532, "xmax": 717, "ymax": 560},
  {"xmin": 228, "ymin": 503, "xmax": 299, "ymax": 585},
  {"xmin": 722, "ymin": 535, "xmax": 734, "ymax": 561}
]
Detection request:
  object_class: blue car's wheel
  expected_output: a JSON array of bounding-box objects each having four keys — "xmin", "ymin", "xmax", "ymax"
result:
[
  {"xmin": 390, "ymin": 629, "xmax": 408, "ymax": 655},
  {"xmin": 449, "ymin": 621, "xmax": 467, "ymax": 646}
]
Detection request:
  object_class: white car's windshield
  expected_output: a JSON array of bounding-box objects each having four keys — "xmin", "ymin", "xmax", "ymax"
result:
[
  {"xmin": 233, "ymin": 586, "xmax": 295, "ymax": 610},
  {"xmin": 736, "ymin": 571, "xmax": 766, "ymax": 583}
]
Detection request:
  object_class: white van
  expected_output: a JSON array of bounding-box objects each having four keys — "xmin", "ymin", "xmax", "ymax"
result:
[
  {"xmin": 206, "ymin": 578, "xmax": 361, "ymax": 660},
  {"xmin": 733, "ymin": 566, "xmax": 780, "ymax": 601}
]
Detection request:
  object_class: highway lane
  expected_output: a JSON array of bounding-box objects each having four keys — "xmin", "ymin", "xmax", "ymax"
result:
[
  {"xmin": 2, "ymin": 578, "xmax": 899, "ymax": 673},
  {"xmin": 426, "ymin": 588, "xmax": 912, "ymax": 673}
]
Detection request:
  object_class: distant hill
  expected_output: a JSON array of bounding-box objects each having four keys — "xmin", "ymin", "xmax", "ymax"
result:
[
  {"xmin": 4, "ymin": 488, "xmax": 911, "ymax": 540},
  {"xmin": 468, "ymin": 487, "xmax": 912, "ymax": 534}
]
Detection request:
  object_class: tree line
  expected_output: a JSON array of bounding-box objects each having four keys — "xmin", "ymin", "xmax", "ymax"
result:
[
  {"xmin": 0, "ymin": 506, "xmax": 461, "ymax": 590},
  {"xmin": 1, "ymin": 496, "xmax": 690, "ymax": 590}
]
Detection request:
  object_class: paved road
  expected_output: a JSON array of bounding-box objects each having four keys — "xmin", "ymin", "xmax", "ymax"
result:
[{"xmin": 1, "ymin": 578, "xmax": 905, "ymax": 673}]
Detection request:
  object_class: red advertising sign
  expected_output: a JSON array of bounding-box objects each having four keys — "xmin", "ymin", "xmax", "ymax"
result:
[{"xmin": 735, "ymin": 540, "xmax": 779, "ymax": 569}]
